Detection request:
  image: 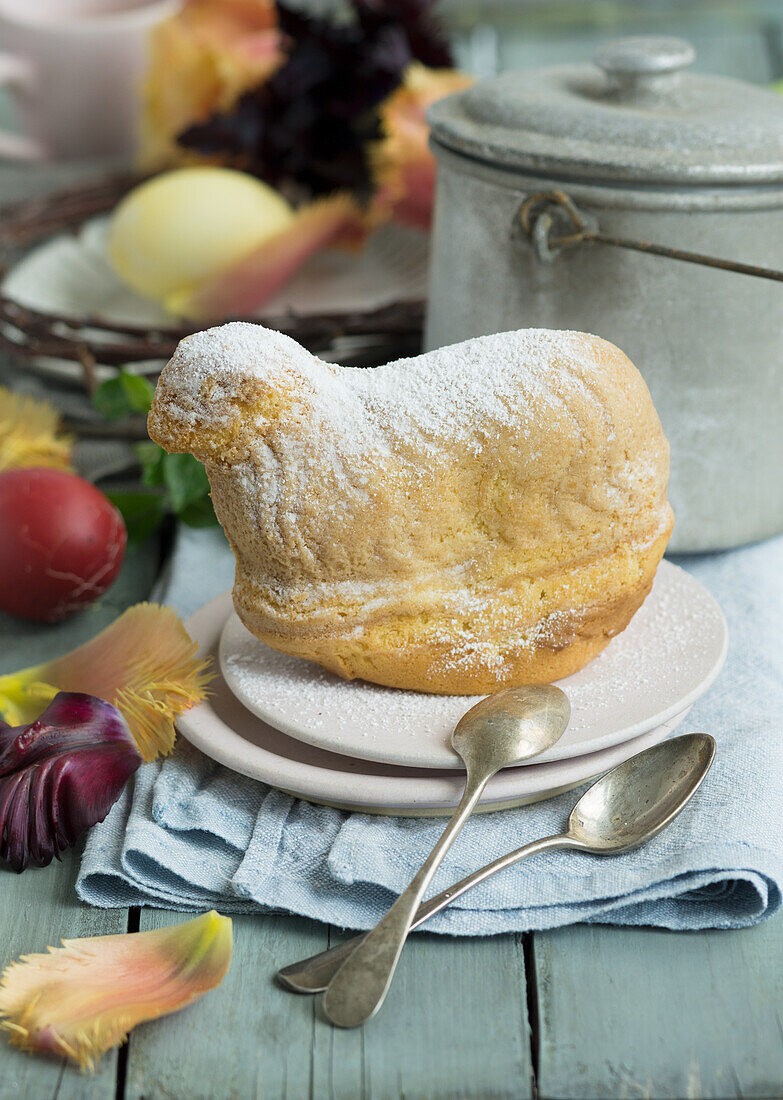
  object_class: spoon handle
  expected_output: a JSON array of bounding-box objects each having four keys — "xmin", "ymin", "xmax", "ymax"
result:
[
  {"xmin": 322, "ymin": 767, "xmax": 490, "ymax": 1028},
  {"xmin": 278, "ymin": 833, "xmax": 570, "ymax": 994}
]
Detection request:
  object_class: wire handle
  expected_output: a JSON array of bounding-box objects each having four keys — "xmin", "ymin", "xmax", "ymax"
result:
[{"xmin": 518, "ymin": 190, "xmax": 783, "ymax": 284}]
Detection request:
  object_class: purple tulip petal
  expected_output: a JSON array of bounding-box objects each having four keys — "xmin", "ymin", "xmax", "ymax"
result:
[{"xmin": 0, "ymin": 692, "xmax": 142, "ymax": 873}]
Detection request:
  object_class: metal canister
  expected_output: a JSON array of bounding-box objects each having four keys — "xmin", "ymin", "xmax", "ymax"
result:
[{"xmin": 426, "ymin": 36, "xmax": 783, "ymax": 551}]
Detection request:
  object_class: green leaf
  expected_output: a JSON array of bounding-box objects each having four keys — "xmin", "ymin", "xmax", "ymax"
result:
[
  {"xmin": 93, "ymin": 370, "xmax": 155, "ymax": 420},
  {"xmin": 94, "ymin": 374, "xmax": 215, "ymax": 535},
  {"xmin": 92, "ymin": 377, "xmax": 131, "ymax": 420},
  {"xmin": 179, "ymin": 494, "xmax": 218, "ymax": 528},
  {"xmin": 106, "ymin": 490, "xmax": 167, "ymax": 543},
  {"xmin": 161, "ymin": 453, "xmax": 211, "ymax": 513},
  {"xmin": 135, "ymin": 440, "xmax": 166, "ymax": 487}
]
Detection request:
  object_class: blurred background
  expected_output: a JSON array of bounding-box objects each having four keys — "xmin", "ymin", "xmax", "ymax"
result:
[
  {"xmin": 433, "ymin": 0, "xmax": 783, "ymax": 83},
  {"xmin": 3, "ymin": 0, "xmax": 782, "ymax": 155}
]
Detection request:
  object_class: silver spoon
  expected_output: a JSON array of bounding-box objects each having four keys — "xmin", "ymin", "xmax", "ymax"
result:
[
  {"xmin": 321, "ymin": 684, "xmax": 571, "ymax": 1028},
  {"xmin": 280, "ymin": 732, "xmax": 715, "ymax": 996}
]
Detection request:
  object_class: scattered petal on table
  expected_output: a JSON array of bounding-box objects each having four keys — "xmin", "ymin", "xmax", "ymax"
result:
[
  {"xmin": 0, "ymin": 911, "xmax": 233, "ymax": 1071},
  {"xmin": 0, "ymin": 604, "xmax": 211, "ymax": 761}
]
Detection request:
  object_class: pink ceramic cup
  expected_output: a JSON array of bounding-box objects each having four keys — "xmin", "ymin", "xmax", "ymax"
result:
[{"xmin": 0, "ymin": 0, "xmax": 181, "ymax": 160}]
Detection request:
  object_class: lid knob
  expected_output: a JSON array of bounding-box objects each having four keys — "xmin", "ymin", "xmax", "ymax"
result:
[{"xmin": 594, "ymin": 36, "xmax": 695, "ymax": 97}]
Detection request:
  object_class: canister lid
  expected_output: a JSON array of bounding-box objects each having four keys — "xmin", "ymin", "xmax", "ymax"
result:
[{"xmin": 428, "ymin": 36, "xmax": 783, "ymax": 185}]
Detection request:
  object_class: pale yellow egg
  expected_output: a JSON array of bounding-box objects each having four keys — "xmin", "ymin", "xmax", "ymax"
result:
[{"xmin": 108, "ymin": 167, "xmax": 294, "ymax": 305}]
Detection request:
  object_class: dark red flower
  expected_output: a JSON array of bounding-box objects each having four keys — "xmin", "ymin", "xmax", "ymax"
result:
[
  {"xmin": 0, "ymin": 692, "xmax": 142, "ymax": 872},
  {"xmin": 177, "ymin": 0, "xmax": 453, "ymax": 199}
]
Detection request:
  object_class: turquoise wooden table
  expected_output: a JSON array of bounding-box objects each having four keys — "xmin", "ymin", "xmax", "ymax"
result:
[{"xmin": 2, "ymin": 528, "xmax": 783, "ymax": 1100}]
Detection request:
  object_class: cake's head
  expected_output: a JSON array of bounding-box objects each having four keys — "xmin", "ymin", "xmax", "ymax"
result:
[{"xmin": 149, "ymin": 322, "xmax": 673, "ymax": 693}]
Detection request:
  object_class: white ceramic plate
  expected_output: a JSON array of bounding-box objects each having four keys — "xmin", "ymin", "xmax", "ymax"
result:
[
  {"xmin": 1, "ymin": 217, "xmax": 429, "ymax": 382},
  {"xmin": 179, "ymin": 593, "xmax": 691, "ymax": 816},
  {"xmin": 219, "ymin": 560, "xmax": 727, "ymax": 771}
]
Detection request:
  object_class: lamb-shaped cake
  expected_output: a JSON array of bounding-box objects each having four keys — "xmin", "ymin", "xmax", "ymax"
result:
[{"xmin": 149, "ymin": 322, "xmax": 673, "ymax": 693}]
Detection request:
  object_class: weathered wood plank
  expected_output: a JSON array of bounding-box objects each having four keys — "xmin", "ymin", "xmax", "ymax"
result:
[
  {"xmin": 0, "ymin": 851, "xmax": 126, "ymax": 1100},
  {"xmin": 324, "ymin": 929, "xmax": 532, "ymax": 1100},
  {"xmin": 0, "ymin": 540, "xmax": 160, "ymax": 1097},
  {"xmin": 127, "ymin": 913, "xmax": 533, "ymax": 1100},
  {"xmin": 125, "ymin": 911, "xmax": 329, "ymax": 1100},
  {"xmin": 535, "ymin": 920, "xmax": 783, "ymax": 1100}
]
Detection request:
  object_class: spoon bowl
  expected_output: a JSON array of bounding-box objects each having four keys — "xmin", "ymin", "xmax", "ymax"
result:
[
  {"xmin": 567, "ymin": 731, "xmax": 715, "ymax": 853},
  {"xmin": 452, "ymin": 684, "xmax": 571, "ymax": 770}
]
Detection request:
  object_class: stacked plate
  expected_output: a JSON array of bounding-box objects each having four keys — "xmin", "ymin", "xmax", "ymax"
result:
[{"xmin": 178, "ymin": 561, "xmax": 728, "ymax": 817}]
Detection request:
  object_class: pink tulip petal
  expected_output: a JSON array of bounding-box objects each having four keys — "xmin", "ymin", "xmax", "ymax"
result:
[{"xmin": 0, "ymin": 911, "xmax": 233, "ymax": 1071}]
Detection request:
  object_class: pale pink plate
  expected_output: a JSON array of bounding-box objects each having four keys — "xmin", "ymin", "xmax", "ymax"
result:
[
  {"xmin": 218, "ymin": 561, "xmax": 727, "ymax": 771},
  {"xmin": 179, "ymin": 592, "xmax": 695, "ymax": 817}
]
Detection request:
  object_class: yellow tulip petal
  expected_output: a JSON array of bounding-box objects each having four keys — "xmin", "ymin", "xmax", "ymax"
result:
[
  {"xmin": 0, "ymin": 603, "xmax": 211, "ymax": 761},
  {"xmin": 0, "ymin": 387, "xmax": 73, "ymax": 472},
  {"xmin": 370, "ymin": 64, "xmax": 474, "ymax": 230},
  {"xmin": 0, "ymin": 911, "xmax": 233, "ymax": 1072},
  {"xmin": 141, "ymin": 0, "xmax": 281, "ymax": 167}
]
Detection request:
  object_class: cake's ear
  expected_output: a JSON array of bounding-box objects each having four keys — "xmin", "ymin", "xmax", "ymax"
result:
[{"xmin": 147, "ymin": 323, "xmax": 319, "ymax": 465}]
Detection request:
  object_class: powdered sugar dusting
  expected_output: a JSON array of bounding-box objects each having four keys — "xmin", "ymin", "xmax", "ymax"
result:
[
  {"xmin": 219, "ymin": 561, "xmax": 726, "ymax": 770},
  {"xmin": 161, "ymin": 322, "xmax": 612, "ymax": 459},
  {"xmin": 351, "ymin": 327, "xmax": 583, "ymax": 453}
]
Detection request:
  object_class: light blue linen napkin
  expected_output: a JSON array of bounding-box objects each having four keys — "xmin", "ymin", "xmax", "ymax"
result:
[{"xmin": 77, "ymin": 526, "xmax": 783, "ymax": 933}]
